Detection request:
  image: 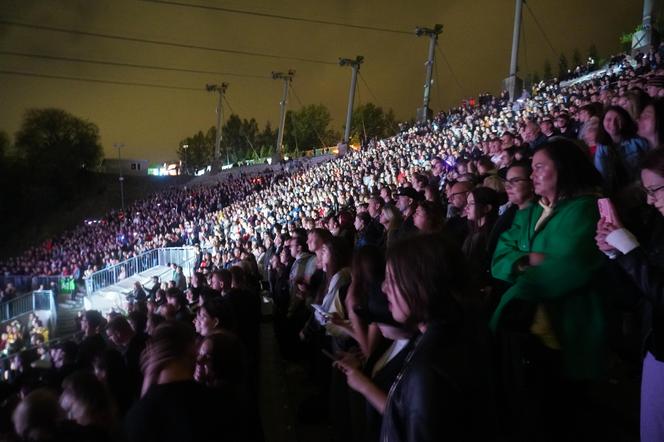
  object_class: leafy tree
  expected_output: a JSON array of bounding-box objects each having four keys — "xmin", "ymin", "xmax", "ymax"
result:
[
  {"xmin": 0, "ymin": 131, "xmax": 9, "ymax": 160},
  {"xmin": 256, "ymin": 122, "xmax": 276, "ymax": 153},
  {"xmin": 284, "ymin": 104, "xmax": 337, "ymax": 151},
  {"xmin": 15, "ymin": 108, "xmax": 102, "ymax": 171},
  {"xmin": 239, "ymin": 117, "xmax": 260, "ymax": 160},
  {"xmin": 349, "ymin": 103, "xmax": 397, "ymax": 142},
  {"xmin": 543, "ymin": 60, "xmax": 553, "ymax": 80},
  {"xmin": 221, "ymin": 114, "xmax": 243, "ymax": 162},
  {"xmin": 558, "ymin": 53, "xmax": 569, "ymax": 79},
  {"xmin": 177, "ymin": 127, "xmax": 215, "ymax": 172}
]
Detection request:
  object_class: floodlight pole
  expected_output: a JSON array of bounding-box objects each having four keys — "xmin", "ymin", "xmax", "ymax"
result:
[
  {"xmin": 339, "ymin": 56, "xmax": 364, "ymax": 145},
  {"xmin": 505, "ymin": 0, "xmax": 524, "ymax": 101},
  {"xmin": 205, "ymin": 82, "xmax": 228, "ymax": 165},
  {"xmin": 272, "ymin": 70, "xmax": 295, "ymax": 159},
  {"xmin": 415, "ymin": 24, "xmax": 443, "ymax": 123}
]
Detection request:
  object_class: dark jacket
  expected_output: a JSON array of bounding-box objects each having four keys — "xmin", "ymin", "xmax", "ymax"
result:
[
  {"xmin": 380, "ymin": 320, "xmax": 495, "ymax": 442},
  {"xmin": 615, "ymin": 214, "xmax": 664, "ymax": 361},
  {"xmin": 124, "ymin": 380, "xmax": 238, "ymax": 442}
]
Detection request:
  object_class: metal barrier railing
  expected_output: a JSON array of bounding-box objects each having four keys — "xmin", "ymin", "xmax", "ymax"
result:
[
  {"xmin": 84, "ymin": 249, "xmax": 159, "ymax": 294},
  {"xmin": 84, "ymin": 247, "xmax": 198, "ymax": 295},
  {"xmin": 0, "ymin": 290, "xmax": 55, "ymax": 323},
  {"xmin": 0, "ymin": 275, "xmax": 75, "ymax": 295}
]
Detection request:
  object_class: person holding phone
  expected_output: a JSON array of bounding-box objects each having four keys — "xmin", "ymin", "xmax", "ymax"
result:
[
  {"xmin": 373, "ymin": 233, "xmax": 494, "ymax": 442},
  {"xmin": 595, "ymin": 148, "xmax": 664, "ymax": 442}
]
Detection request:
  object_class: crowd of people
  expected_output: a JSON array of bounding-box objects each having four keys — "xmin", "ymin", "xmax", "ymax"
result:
[{"xmin": 0, "ymin": 45, "xmax": 662, "ymax": 441}]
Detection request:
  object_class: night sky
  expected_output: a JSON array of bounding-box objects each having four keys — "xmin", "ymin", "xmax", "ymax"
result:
[{"xmin": 0, "ymin": 0, "xmax": 642, "ymax": 162}]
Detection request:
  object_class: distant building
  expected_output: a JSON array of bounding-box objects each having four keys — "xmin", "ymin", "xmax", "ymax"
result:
[{"xmin": 102, "ymin": 158, "xmax": 149, "ymax": 176}]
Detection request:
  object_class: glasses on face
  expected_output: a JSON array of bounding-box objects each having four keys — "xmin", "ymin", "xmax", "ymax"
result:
[
  {"xmin": 643, "ymin": 184, "xmax": 664, "ymax": 197},
  {"xmin": 503, "ymin": 177, "xmax": 531, "ymax": 188},
  {"xmin": 448, "ymin": 191, "xmax": 469, "ymax": 199}
]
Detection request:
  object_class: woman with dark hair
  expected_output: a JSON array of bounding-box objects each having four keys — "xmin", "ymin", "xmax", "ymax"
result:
[
  {"xmin": 462, "ymin": 186, "xmax": 500, "ymax": 294},
  {"xmin": 362, "ymin": 233, "xmax": 494, "ymax": 441},
  {"xmin": 194, "ymin": 331, "xmax": 261, "ymax": 441},
  {"xmin": 491, "ymin": 138, "xmax": 607, "ymax": 440},
  {"xmin": 412, "ymin": 200, "xmax": 444, "ymax": 233},
  {"xmin": 194, "ymin": 331, "xmax": 247, "ymax": 392},
  {"xmin": 595, "ymin": 148, "xmax": 664, "ymax": 442},
  {"xmin": 597, "ymin": 106, "xmax": 649, "ymax": 185},
  {"xmin": 315, "ymin": 237, "xmax": 353, "ymax": 336},
  {"xmin": 193, "ymin": 296, "xmax": 236, "ymax": 337},
  {"xmin": 334, "ymin": 284, "xmax": 416, "ymax": 442},
  {"xmin": 93, "ymin": 349, "xmax": 133, "ymax": 416},
  {"xmin": 60, "ymin": 371, "xmax": 118, "ymax": 441},
  {"xmin": 638, "ymin": 97, "xmax": 664, "ymax": 150},
  {"xmin": 125, "ymin": 321, "xmax": 236, "ymax": 442}
]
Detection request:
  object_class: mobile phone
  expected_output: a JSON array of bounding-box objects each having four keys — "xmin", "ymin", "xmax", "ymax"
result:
[
  {"xmin": 597, "ymin": 198, "xmax": 617, "ymax": 225},
  {"xmin": 311, "ymin": 304, "xmax": 331, "ymax": 318}
]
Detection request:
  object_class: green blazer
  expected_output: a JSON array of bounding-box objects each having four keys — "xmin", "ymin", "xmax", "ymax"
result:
[{"xmin": 490, "ymin": 195, "xmax": 606, "ymax": 380}]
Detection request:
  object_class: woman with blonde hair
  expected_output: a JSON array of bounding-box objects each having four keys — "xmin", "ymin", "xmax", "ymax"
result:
[{"xmin": 378, "ymin": 204, "xmax": 403, "ymax": 248}]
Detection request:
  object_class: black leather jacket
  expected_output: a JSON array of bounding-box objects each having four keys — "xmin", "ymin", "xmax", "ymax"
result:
[
  {"xmin": 379, "ymin": 320, "xmax": 496, "ymax": 442},
  {"xmin": 616, "ymin": 215, "xmax": 664, "ymax": 361}
]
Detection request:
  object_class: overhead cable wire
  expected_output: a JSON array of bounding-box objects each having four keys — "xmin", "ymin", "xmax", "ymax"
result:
[
  {"xmin": 523, "ymin": 1, "xmax": 558, "ymax": 57},
  {"xmin": 358, "ymin": 71, "xmax": 398, "ymax": 134},
  {"xmin": 222, "ymin": 95, "xmax": 236, "ymax": 115},
  {"xmin": 0, "ymin": 69, "xmax": 203, "ymax": 91},
  {"xmin": 435, "ymin": 44, "xmax": 465, "ymax": 95},
  {"xmin": 139, "ymin": 0, "xmax": 412, "ymax": 35},
  {"xmin": 358, "ymin": 71, "xmax": 380, "ymax": 104},
  {"xmin": 0, "ymin": 19, "xmax": 336, "ymax": 65},
  {"xmin": 0, "ymin": 50, "xmax": 272, "ymax": 79},
  {"xmin": 290, "ymin": 84, "xmax": 327, "ymax": 148}
]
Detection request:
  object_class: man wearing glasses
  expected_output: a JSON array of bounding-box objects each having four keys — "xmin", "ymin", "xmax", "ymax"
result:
[{"xmin": 446, "ymin": 181, "xmax": 474, "ymax": 245}]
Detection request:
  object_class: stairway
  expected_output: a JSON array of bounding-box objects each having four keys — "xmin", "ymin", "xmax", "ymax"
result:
[{"xmin": 54, "ymin": 294, "xmax": 83, "ymax": 338}]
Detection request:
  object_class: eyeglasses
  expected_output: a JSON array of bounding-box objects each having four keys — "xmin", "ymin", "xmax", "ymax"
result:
[
  {"xmin": 643, "ymin": 184, "xmax": 664, "ymax": 197},
  {"xmin": 448, "ymin": 191, "xmax": 469, "ymax": 199},
  {"xmin": 503, "ymin": 177, "xmax": 531, "ymax": 188}
]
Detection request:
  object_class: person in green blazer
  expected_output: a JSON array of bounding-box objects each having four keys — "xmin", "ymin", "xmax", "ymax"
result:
[{"xmin": 491, "ymin": 138, "xmax": 607, "ymax": 381}]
